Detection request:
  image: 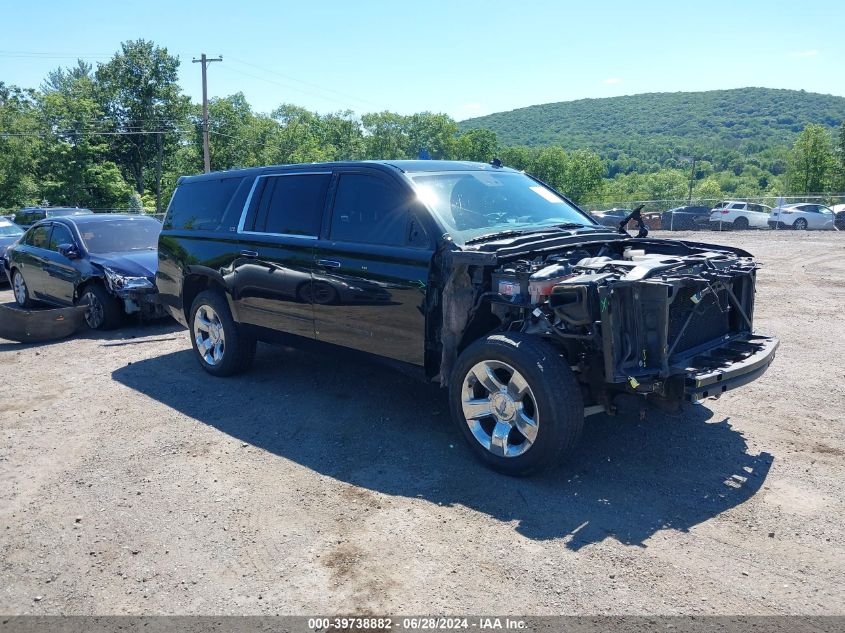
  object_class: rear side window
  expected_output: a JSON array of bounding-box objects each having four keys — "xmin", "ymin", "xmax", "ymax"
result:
[
  {"xmin": 165, "ymin": 177, "xmax": 243, "ymax": 230},
  {"xmin": 330, "ymin": 174, "xmax": 409, "ymax": 246},
  {"xmin": 25, "ymin": 226, "xmax": 50, "ymax": 248},
  {"xmin": 252, "ymin": 174, "xmax": 330, "ymax": 236},
  {"xmin": 48, "ymin": 224, "xmax": 74, "ymax": 250}
]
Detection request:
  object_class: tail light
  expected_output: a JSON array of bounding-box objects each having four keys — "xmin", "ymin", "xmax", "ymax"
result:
[
  {"xmin": 781, "ymin": 210, "xmax": 793, "ymax": 214},
  {"xmin": 720, "ymin": 209, "xmax": 730, "ymax": 214}
]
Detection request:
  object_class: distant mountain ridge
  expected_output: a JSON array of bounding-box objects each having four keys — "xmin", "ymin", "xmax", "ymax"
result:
[{"xmin": 459, "ymin": 88, "xmax": 845, "ymax": 156}]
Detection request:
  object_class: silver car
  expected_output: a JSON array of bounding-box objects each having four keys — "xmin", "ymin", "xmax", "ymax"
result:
[{"xmin": 768, "ymin": 203, "xmax": 837, "ymax": 230}]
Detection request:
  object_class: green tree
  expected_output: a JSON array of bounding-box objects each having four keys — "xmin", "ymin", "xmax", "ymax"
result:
[
  {"xmin": 563, "ymin": 149, "xmax": 605, "ymax": 203},
  {"xmin": 38, "ymin": 61, "xmax": 132, "ymax": 208},
  {"xmin": 320, "ymin": 110, "xmax": 365, "ymax": 160},
  {"xmin": 0, "ymin": 83, "xmax": 40, "ymax": 208},
  {"xmin": 787, "ymin": 124, "xmax": 834, "ymax": 194},
  {"xmin": 529, "ymin": 146, "xmax": 568, "ymax": 190},
  {"xmin": 692, "ymin": 177, "xmax": 723, "ymax": 204},
  {"xmin": 835, "ymin": 122, "xmax": 845, "ymax": 191},
  {"xmin": 95, "ymin": 39, "xmax": 190, "ymax": 211},
  {"xmin": 361, "ymin": 111, "xmax": 410, "ymax": 159},
  {"xmin": 128, "ymin": 192, "xmax": 144, "ymax": 213},
  {"xmin": 406, "ymin": 112, "xmax": 458, "ymax": 159},
  {"xmin": 456, "ymin": 128, "xmax": 499, "ymax": 162},
  {"xmin": 270, "ymin": 104, "xmax": 334, "ymax": 164}
]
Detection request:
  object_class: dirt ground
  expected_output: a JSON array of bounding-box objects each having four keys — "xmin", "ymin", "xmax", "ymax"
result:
[{"xmin": 0, "ymin": 231, "xmax": 843, "ymax": 616}]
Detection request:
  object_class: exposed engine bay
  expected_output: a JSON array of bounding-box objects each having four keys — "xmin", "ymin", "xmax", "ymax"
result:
[{"xmin": 434, "ymin": 235, "xmax": 778, "ymax": 411}]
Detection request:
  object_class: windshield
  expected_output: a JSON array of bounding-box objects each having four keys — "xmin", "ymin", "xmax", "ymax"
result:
[
  {"xmin": 76, "ymin": 218, "xmax": 161, "ymax": 254},
  {"xmin": 409, "ymin": 171, "xmax": 595, "ymax": 243},
  {"xmin": 0, "ymin": 222, "xmax": 24, "ymax": 237}
]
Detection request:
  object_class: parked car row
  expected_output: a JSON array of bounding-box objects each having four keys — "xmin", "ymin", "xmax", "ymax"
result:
[{"xmin": 590, "ymin": 200, "xmax": 844, "ymax": 231}]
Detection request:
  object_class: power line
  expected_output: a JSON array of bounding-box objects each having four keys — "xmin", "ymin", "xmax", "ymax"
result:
[
  {"xmin": 0, "ymin": 50, "xmax": 113, "ymax": 60},
  {"xmin": 217, "ymin": 63, "xmax": 374, "ymax": 112},
  {"xmin": 226, "ymin": 56, "xmax": 382, "ymax": 110},
  {"xmin": 0, "ymin": 129, "xmax": 187, "ymax": 137}
]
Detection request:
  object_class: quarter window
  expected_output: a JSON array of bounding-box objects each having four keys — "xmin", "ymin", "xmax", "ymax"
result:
[
  {"xmin": 165, "ymin": 177, "xmax": 243, "ymax": 230},
  {"xmin": 330, "ymin": 174, "xmax": 409, "ymax": 246},
  {"xmin": 253, "ymin": 174, "xmax": 330, "ymax": 236}
]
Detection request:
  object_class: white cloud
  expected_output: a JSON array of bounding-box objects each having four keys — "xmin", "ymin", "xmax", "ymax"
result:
[
  {"xmin": 602, "ymin": 77, "xmax": 623, "ymax": 85},
  {"xmin": 788, "ymin": 50, "xmax": 819, "ymax": 58}
]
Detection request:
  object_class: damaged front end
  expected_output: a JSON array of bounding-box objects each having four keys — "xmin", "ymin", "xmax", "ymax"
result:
[
  {"xmin": 430, "ymin": 235, "xmax": 778, "ymax": 411},
  {"xmin": 581, "ymin": 247, "xmax": 779, "ymax": 403},
  {"xmin": 101, "ymin": 267, "xmax": 167, "ymax": 320}
]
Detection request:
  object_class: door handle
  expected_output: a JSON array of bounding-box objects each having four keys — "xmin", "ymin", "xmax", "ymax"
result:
[
  {"xmin": 240, "ymin": 250, "xmax": 258, "ymax": 258},
  {"xmin": 316, "ymin": 259, "xmax": 341, "ymax": 269}
]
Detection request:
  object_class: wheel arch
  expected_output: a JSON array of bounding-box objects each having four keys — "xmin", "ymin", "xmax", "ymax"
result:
[{"xmin": 182, "ymin": 268, "xmax": 240, "ymax": 324}]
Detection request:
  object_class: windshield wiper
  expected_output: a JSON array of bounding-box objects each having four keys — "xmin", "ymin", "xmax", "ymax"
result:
[
  {"xmin": 465, "ymin": 230, "xmax": 531, "ymax": 244},
  {"xmin": 465, "ymin": 224, "xmax": 597, "ymax": 244}
]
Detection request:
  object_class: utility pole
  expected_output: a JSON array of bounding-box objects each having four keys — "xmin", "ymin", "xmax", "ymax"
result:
[
  {"xmin": 192, "ymin": 53, "xmax": 223, "ymax": 173},
  {"xmin": 686, "ymin": 156, "xmax": 697, "ymax": 205}
]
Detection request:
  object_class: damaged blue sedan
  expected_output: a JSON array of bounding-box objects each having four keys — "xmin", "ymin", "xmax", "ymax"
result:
[{"xmin": 3, "ymin": 214, "xmax": 166, "ymax": 330}]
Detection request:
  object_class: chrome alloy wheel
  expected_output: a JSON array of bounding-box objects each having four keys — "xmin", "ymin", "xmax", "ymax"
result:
[
  {"xmin": 461, "ymin": 360, "xmax": 539, "ymax": 458},
  {"xmin": 13, "ymin": 272, "xmax": 27, "ymax": 305},
  {"xmin": 193, "ymin": 304, "xmax": 226, "ymax": 366}
]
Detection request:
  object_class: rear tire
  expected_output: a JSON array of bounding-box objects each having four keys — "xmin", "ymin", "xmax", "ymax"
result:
[
  {"xmin": 78, "ymin": 283, "xmax": 122, "ymax": 330},
  {"xmin": 793, "ymin": 218, "xmax": 808, "ymax": 230},
  {"xmin": 449, "ymin": 333, "xmax": 584, "ymax": 476},
  {"xmin": 733, "ymin": 216, "xmax": 749, "ymax": 230},
  {"xmin": 11, "ymin": 269, "xmax": 33, "ymax": 308},
  {"xmin": 189, "ymin": 289, "xmax": 256, "ymax": 376}
]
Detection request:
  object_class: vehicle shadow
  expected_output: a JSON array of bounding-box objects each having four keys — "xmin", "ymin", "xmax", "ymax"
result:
[{"xmin": 111, "ymin": 342, "xmax": 773, "ymax": 549}]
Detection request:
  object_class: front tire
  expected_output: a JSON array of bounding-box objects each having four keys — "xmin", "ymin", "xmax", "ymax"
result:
[
  {"xmin": 189, "ymin": 290, "xmax": 256, "ymax": 376},
  {"xmin": 449, "ymin": 333, "xmax": 584, "ymax": 476},
  {"xmin": 78, "ymin": 283, "xmax": 122, "ymax": 330},
  {"xmin": 12, "ymin": 269, "xmax": 33, "ymax": 308}
]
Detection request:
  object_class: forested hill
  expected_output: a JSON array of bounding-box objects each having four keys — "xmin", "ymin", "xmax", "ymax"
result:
[{"xmin": 460, "ymin": 88, "xmax": 845, "ymax": 157}]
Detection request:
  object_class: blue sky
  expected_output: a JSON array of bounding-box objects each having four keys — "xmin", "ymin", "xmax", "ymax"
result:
[{"xmin": 1, "ymin": 0, "xmax": 842, "ymax": 120}]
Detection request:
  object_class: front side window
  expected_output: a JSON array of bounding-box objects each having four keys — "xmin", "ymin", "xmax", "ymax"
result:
[
  {"xmin": 409, "ymin": 171, "xmax": 593, "ymax": 244},
  {"xmin": 25, "ymin": 225, "xmax": 50, "ymax": 248},
  {"xmin": 330, "ymin": 174, "xmax": 410, "ymax": 246},
  {"xmin": 253, "ymin": 174, "xmax": 330, "ymax": 236},
  {"xmin": 48, "ymin": 224, "xmax": 74, "ymax": 251}
]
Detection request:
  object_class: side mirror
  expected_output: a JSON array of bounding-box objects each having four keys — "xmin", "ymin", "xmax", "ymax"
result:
[{"xmin": 58, "ymin": 243, "xmax": 79, "ymax": 260}]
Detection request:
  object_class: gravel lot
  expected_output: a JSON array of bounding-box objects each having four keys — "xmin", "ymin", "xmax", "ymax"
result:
[{"xmin": 1, "ymin": 231, "xmax": 843, "ymax": 615}]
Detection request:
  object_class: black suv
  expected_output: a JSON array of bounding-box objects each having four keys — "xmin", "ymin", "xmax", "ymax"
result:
[{"xmin": 158, "ymin": 160, "xmax": 779, "ymax": 475}]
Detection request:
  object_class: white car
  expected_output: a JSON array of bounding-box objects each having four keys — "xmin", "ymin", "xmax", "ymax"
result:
[
  {"xmin": 709, "ymin": 201, "xmax": 771, "ymax": 230},
  {"xmin": 768, "ymin": 203, "xmax": 837, "ymax": 230}
]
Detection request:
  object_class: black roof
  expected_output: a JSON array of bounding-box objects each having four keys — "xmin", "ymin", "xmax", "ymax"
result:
[{"xmin": 177, "ymin": 160, "xmax": 518, "ymax": 185}]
